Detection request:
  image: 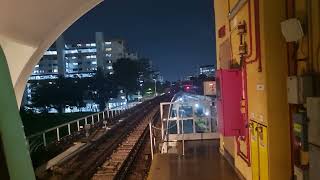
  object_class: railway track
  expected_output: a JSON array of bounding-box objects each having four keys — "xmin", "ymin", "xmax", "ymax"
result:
[
  {"xmin": 92, "ymin": 108, "xmax": 159, "ymax": 180},
  {"xmin": 40, "ymin": 95, "xmax": 168, "ymax": 180}
]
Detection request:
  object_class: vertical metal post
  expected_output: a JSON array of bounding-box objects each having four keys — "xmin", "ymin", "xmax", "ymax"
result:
[
  {"xmin": 68, "ymin": 124, "xmax": 71, "ymax": 135},
  {"xmin": 160, "ymin": 103, "xmax": 163, "ymax": 120},
  {"xmin": 85, "ymin": 117, "xmax": 88, "ymax": 125},
  {"xmin": 98, "ymin": 113, "xmax": 100, "ymax": 122},
  {"xmin": 77, "ymin": 120, "xmax": 80, "ymax": 131},
  {"xmin": 102, "ymin": 111, "xmax": 105, "ymax": 120},
  {"xmin": 91, "ymin": 116, "xmax": 94, "ymax": 125},
  {"xmin": 182, "ymin": 119, "xmax": 185, "ymax": 156},
  {"xmin": 193, "ymin": 105, "xmax": 196, "ymax": 133},
  {"xmin": 107, "ymin": 110, "xmax": 110, "ymax": 118},
  {"xmin": 149, "ymin": 122, "xmax": 154, "ymax": 160},
  {"xmin": 177, "ymin": 104, "xmax": 180, "ymax": 134},
  {"xmin": 42, "ymin": 133, "xmax": 47, "ymax": 147},
  {"xmin": 161, "ymin": 121, "xmax": 164, "ymax": 140},
  {"xmin": 57, "ymin": 128, "xmax": 60, "ymax": 141}
]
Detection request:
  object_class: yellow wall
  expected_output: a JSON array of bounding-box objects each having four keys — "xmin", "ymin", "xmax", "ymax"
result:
[{"xmin": 214, "ymin": 0, "xmax": 292, "ymax": 179}]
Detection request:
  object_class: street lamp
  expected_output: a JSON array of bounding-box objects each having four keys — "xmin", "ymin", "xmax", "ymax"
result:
[{"xmin": 153, "ymin": 79, "xmax": 157, "ymax": 97}]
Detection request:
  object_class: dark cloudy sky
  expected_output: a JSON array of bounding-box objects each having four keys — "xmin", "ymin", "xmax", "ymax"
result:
[{"xmin": 65, "ymin": 0, "xmax": 216, "ymax": 81}]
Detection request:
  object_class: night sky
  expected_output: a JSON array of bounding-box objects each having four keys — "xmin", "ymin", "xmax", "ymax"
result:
[{"xmin": 65, "ymin": 0, "xmax": 216, "ymax": 81}]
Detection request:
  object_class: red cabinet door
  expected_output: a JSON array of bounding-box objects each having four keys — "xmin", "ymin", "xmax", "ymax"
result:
[{"xmin": 216, "ymin": 69, "xmax": 244, "ymax": 136}]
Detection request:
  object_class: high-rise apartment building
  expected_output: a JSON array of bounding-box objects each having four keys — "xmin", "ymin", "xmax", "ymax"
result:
[
  {"xmin": 30, "ymin": 32, "xmax": 138, "ymax": 80},
  {"xmin": 199, "ymin": 65, "xmax": 215, "ymax": 77}
]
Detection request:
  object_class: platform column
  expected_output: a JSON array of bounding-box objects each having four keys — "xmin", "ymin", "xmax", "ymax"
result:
[{"xmin": 0, "ymin": 46, "xmax": 36, "ymax": 179}]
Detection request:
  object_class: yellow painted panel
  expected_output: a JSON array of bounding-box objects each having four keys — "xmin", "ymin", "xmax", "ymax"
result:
[
  {"xmin": 250, "ymin": 121, "xmax": 259, "ymax": 180},
  {"xmin": 224, "ymin": 136, "xmax": 236, "ymax": 157},
  {"xmin": 258, "ymin": 125, "xmax": 269, "ymax": 180}
]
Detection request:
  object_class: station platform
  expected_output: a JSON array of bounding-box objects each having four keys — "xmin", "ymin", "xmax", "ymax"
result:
[{"xmin": 147, "ymin": 140, "xmax": 240, "ymax": 180}]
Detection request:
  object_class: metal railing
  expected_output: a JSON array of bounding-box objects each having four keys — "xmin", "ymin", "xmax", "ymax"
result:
[{"xmin": 27, "ymin": 103, "xmax": 137, "ymax": 151}]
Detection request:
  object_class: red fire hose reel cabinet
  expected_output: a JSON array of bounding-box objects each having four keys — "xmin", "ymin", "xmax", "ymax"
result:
[{"xmin": 216, "ymin": 69, "xmax": 245, "ymax": 136}]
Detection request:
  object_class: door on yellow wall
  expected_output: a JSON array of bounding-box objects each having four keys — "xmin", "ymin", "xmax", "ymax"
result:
[
  {"xmin": 258, "ymin": 125, "xmax": 269, "ymax": 180},
  {"xmin": 250, "ymin": 121, "xmax": 259, "ymax": 180}
]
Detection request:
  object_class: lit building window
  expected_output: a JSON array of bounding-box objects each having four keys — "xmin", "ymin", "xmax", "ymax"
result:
[
  {"xmin": 44, "ymin": 51, "xmax": 57, "ymax": 55},
  {"xmin": 91, "ymin": 61, "xmax": 97, "ymax": 65},
  {"xmin": 79, "ymin": 49, "xmax": 96, "ymax": 53},
  {"xmin": 35, "ymin": 65, "xmax": 39, "ymax": 68},
  {"xmin": 106, "ymin": 54, "xmax": 112, "ymax": 57},
  {"xmin": 90, "ymin": 43, "xmax": 96, "ymax": 47},
  {"xmin": 85, "ymin": 43, "xmax": 91, "ymax": 47},
  {"xmin": 77, "ymin": 44, "xmax": 82, "ymax": 47},
  {"xmin": 53, "ymin": 69, "xmax": 58, "ymax": 73},
  {"xmin": 73, "ymin": 62, "xmax": 78, "ymax": 65},
  {"xmin": 86, "ymin": 55, "xmax": 96, "ymax": 59},
  {"xmin": 105, "ymin": 48, "xmax": 112, "ymax": 52},
  {"xmin": 107, "ymin": 66, "xmax": 113, "ymax": 70},
  {"xmin": 109, "ymin": 71, "xmax": 114, "ymax": 75},
  {"xmin": 105, "ymin": 42, "xmax": 111, "ymax": 45},
  {"xmin": 65, "ymin": 49, "xmax": 78, "ymax": 54},
  {"xmin": 71, "ymin": 56, "xmax": 77, "ymax": 59}
]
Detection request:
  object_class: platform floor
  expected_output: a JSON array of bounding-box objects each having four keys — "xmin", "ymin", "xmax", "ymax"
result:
[{"xmin": 147, "ymin": 140, "xmax": 240, "ymax": 180}]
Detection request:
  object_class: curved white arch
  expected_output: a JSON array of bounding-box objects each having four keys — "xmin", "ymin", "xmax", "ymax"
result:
[{"xmin": 0, "ymin": 0, "xmax": 103, "ymax": 105}]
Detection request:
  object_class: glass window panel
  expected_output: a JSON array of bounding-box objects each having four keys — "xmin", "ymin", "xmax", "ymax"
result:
[
  {"xmin": 195, "ymin": 118, "xmax": 210, "ymax": 133},
  {"xmin": 181, "ymin": 119, "xmax": 193, "ymax": 134},
  {"xmin": 179, "ymin": 106, "xmax": 193, "ymax": 118},
  {"xmin": 170, "ymin": 109, "xmax": 177, "ymax": 118},
  {"xmin": 168, "ymin": 121, "xmax": 177, "ymax": 134}
]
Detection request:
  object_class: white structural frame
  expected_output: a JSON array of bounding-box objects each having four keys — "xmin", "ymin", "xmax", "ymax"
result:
[{"xmin": 160, "ymin": 101, "xmax": 219, "ymax": 142}]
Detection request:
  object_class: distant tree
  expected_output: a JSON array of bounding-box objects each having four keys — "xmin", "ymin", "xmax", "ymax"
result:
[
  {"xmin": 31, "ymin": 80, "xmax": 57, "ymax": 113},
  {"xmin": 31, "ymin": 76, "xmax": 85, "ymax": 113},
  {"xmin": 138, "ymin": 58, "xmax": 152, "ymax": 80},
  {"xmin": 113, "ymin": 58, "xmax": 140, "ymax": 95},
  {"xmin": 90, "ymin": 68, "xmax": 117, "ymax": 111},
  {"xmin": 63, "ymin": 77, "xmax": 86, "ymax": 110}
]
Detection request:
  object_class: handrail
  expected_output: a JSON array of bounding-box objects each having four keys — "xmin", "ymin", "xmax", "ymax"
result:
[
  {"xmin": 27, "ymin": 103, "xmax": 135, "ymax": 139},
  {"xmin": 27, "ymin": 102, "xmax": 138, "ymax": 148}
]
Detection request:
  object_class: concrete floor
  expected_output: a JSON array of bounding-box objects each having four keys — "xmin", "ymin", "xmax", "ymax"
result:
[{"xmin": 147, "ymin": 140, "xmax": 240, "ymax": 180}]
